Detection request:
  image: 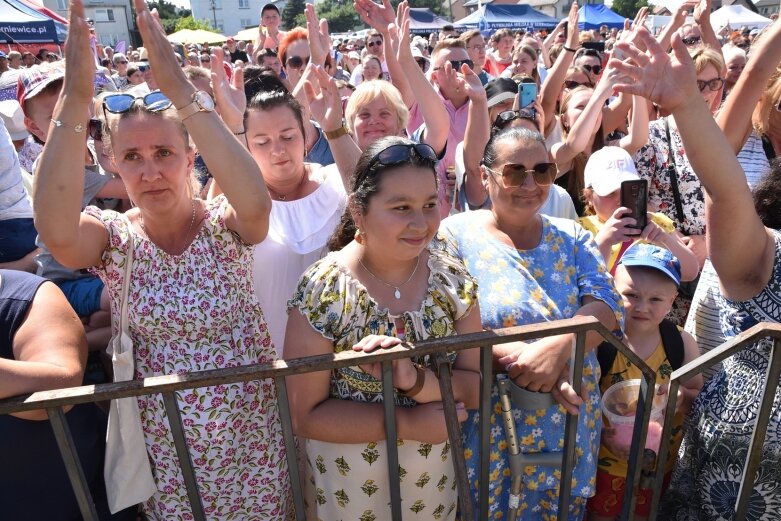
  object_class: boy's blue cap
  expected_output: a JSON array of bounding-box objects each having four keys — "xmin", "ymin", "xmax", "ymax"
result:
[{"xmin": 618, "ymin": 244, "xmax": 681, "ymax": 287}]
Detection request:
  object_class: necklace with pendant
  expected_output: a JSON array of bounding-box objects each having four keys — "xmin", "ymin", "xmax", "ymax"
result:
[{"xmin": 359, "ymin": 254, "xmax": 421, "ymax": 300}]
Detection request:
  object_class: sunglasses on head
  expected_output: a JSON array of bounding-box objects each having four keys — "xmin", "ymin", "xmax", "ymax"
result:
[
  {"xmin": 433, "ymin": 59, "xmax": 475, "ymax": 71},
  {"xmin": 581, "ymin": 64, "xmax": 602, "ymax": 75},
  {"xmin": 682, "ymin": 36, "xmax": 702, "ymax": 46},
  {"xmin": 564, "ymin": 79, "xmax": 594, "ymax": 90},
  {"xmin": 88, "ymin": 118, "xmax": 102, "ymax": 141},
  {"xmin": 484, "ymin": 162, "xmax": 556, "ymax": 188},
  {"xmin": 286, "ymin": 55, "xmax": 309, "ymax": 69},
  {"xmin": 103, "ymin": 91, "xmax": 172, "ymax": 114},
  {"xmin": 367, "ymin": 40, "xmax": 383, "ymax": 48},
  {"xmin": 696, "ymin": 78, "xmax": 725, "ymax": 92},
  {"xmin": 366, "ymin": 143, "xmax": 438, "ymax": 173},
  {"xmin": 492, "ymin": 109, "xmax": 536, "ymax": 133}
]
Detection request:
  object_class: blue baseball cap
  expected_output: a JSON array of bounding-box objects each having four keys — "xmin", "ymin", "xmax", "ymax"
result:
[
  {"xmin": 618, "ymin": 244, "xmax": 681, "ymax": 287},
  {"xmin": 0, "ymin": 51, "xmax": 6, "ymax": 59}
]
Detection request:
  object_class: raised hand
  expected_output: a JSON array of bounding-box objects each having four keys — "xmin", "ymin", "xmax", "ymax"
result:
[
  {"xmin": 611, "ymin": 30, "xmax": 700, "ymax": 113},
  {"xmin": 457, "ymin": 62, "xmax": 486, "ymax": 102},
  {"xmin": 209, "ymin": 47, "xmax": 246, "ymax": 132},
  {"xmin": 305, "ymin": 3, "xmax": 331, "ymax": 68},
  {"xmin": 395, "ymin": 1, "xmax": 412, "ymax": 62},
  {"xmin": 354, "ymin": 0, "xmax": 396, "ymax": 30},
  {"xmin": 693, "ymin": 0, "xmax": 713, "ymax": 27},
  {"xmin": 62, "ymin": 0, "xmax": 94, "ymax": 104},
  {"xmin": 303, "ymin": 65, "xmax": 343, "ymax": 132},
  {"xmin": 566, "ymin": 1, "xmax": 580, "ymax": 49}
]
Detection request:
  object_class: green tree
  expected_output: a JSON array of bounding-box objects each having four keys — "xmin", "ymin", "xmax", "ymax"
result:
[
  {"xmin": 293, "ymin": 0, "xmax": 360, "ymax": 32},
  {"xmin": 147, "ymin": 0, "xmax": 192, "ymax": 34},
  {"xmin": 282, "ymin": 0, "xmax": 307, "ymax": 30},
  {"xmin": 174, "ymin": 16, "xmax": 220, "ymax": 32},
  {"xmin": 610, "ymin": 0, "xmax": 653, "ymax": 20}
]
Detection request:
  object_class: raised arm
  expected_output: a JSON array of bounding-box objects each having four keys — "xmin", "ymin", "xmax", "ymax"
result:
[
  {"xmin": 613, "ymin": 31, "xmax": 774, "ymax": 301},
  {"xmin": 693, "ymin": 0, "xmax": 722, "ymax": 54},
  {"xmin": 716, "ymin": 20, "xmax": 781, "ymax": 153},
  {"xmin": 656, "ymin": 1, "xmax": 697, "ymax": 51},
  {"xmin": 540, "ymin": 1, "xmax": 579, "ymax": 134},
  {"xmin": 617, "ymin": 94, "xmax": 649, "ymax": 156},
  {"xmin": 460, "ymin": 65, "xmax": 490, "ymax": 207},
  {"xmin": 136, "ymin": 0, "xmax": 271, "ymax": 244}
]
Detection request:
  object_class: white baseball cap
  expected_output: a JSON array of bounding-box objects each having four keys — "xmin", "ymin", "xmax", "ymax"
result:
[{"xmin": 584, "ymin": 146, "xmax": 640, "ymax": 196}]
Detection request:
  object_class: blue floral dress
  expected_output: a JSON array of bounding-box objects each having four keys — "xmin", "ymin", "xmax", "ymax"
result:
[
  {"xmin": 660, "ymin": 230, "xmax": 781, "ymax": 520},
  {"xmin": 434, "ymin": 211, "xmax": 623, "ymax": 520}
]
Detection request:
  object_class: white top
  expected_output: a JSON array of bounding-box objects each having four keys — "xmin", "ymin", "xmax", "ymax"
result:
[
  {"xmin": 252, "ymin": 167, "xmax": 347, "ymax": 355},
  {"xmin": 0, "ymin": 116, "xmax": 32, "ymax": 221},
  {"xmin": 737, "ymin": 130, "xmax": 771, "ymax": 190}
]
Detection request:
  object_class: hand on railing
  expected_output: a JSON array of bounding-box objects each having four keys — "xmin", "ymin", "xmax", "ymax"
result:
[{"xmin": 353, "ymin": 334, "xmax": 418, "ymax": 390}]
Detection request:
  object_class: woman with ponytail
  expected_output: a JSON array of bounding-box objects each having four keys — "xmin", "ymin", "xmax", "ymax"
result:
[{"xmin": 284, "ymin": 136, "xmax": 481, "ymax": 521}]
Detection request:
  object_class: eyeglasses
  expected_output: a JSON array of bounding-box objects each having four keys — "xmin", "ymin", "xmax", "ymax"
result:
[
  {"xmin": 564, "ymin": 79, "xmax": 594, "ymax": 90},
  {"xmin": 467, "ymin": 44, "xmax": 486, "ymax": 52},
  {"xmin": 494, "ymin": 109, "xmax": 536, "ymax": 125},
  {"xmin": 581, "ymin": 64, "xmax": 602, "ymax": 75},
  {"xmin": 138, "ymin": 64, "xmax": 150, "ymax": 72},
  {"xmin": 433, "ymin": 59, "xmax": 475, "ymax": 71},
  {"xmin": 103, "ymin": 91, "xmax": 172, "ymax": 114},
  {"xmin": 88, "ymin": 118, "xmax": 103, "ymax": 141},
  {"xmin": 365, "ymin": 143, "xmax": 438, "ymax": 173},
  {"xmin": 736, "ymin": 42, "xmax": 750, "ymax": 49},
  {"xmin": 484, "ymin": 162, "xmax": 556, "ymax": 187},
  {"xmin": 286, "ymin": 55, "xmax": 309, "ymax": 69},
  {"xmin": 682, "ymin": 36, "xmax": 702, "ymax": 46},
  {"xmin": 200, "ymin": 57, "xmax": 211, "ymax": 62},
  {"xmin": 696, "ymin": 78, "xmax": 725, "ymax": 92},
  {"xmin": 367, "ymin": 40, "xmax": 383, "ymax": 48},
  {"xmin": 117, "ymin": 60, "xmax": 128, "ymax": 64}
]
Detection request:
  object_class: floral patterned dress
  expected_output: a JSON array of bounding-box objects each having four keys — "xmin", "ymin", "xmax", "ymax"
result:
[
  {"xmin": 434, "ymin": 211, "xmax": 624, "ymax": 521},
  {"xmin": 85, "ymin": 196, "xmax": 291, "ymax": 520},
  {"xmin": 288, "ymin": 247, "xmax": 478, "ymax": 521},
  {"xmin": 660, "ymin": 231, "xmax": 781, "ymax": 521}
]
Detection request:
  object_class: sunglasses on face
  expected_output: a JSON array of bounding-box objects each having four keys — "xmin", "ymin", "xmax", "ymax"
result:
[
  {"xmin": 682, "ymin": 36, "xmax": 702, "ymax": 46},
  {"xmin": 696, "ymin": 78, "xmax": 725, "ymax": 92},
  {"xmin": 201, "ymin": 57, "xmax": 211, "ymax": 62},
  {"xmin": 117, "ymin": 60, "xmax": 128, "ymax": 64},
  {"xmin": 365, "ymin": 143, "xmax": 438, "ymax": 173},
  {"xmin": 367, "ymin": 40, "xmax": 383, "ymax": 48},
  {"xmin": 138, "ymin": 64, "xmax": 150, "ymax": 73},
  {"xmin": 564, "ymin": 79, "xmax": 594, "ymax": 90},
  {"xmin": 103, "ymin": 91, "xmax": 172, "ymax": 114},
  {"xmin": 433, "ymin": 59, "xmax": 475, "ymax": 71},
  {"xmin": 484, "ymin": 162, "xmax": 556, "ymax": 188},
  {"xmin": 286, "ymin": 55, "xmax": 309, "ymax": 69},
  {"xmin": 88, "ymin": 118, "xmax": 102, "ymax": 141},
  {"xmin": 581, "ymin": 64, "xmax": 602, "ymax": 75}
]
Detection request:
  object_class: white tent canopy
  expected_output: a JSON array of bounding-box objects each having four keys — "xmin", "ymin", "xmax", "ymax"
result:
[{"xmin": 710, "ymin": 5, "xmax": 772, "ymax": 31}]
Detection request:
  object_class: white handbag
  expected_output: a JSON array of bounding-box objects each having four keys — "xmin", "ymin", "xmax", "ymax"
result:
[{"xmin": 104, "ymin": 230, "xmax": 158, "ymax": 513}]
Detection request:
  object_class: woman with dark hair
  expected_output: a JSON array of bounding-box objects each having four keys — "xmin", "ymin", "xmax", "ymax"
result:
[
  {"xmin": 33, "ymin": 0, "xmax": 291, "ymax": 517},
  {"xmin": 285, "ymin": 135, "xmax": 481, "ymax": 521},
  {"xmin": 435, "ymin": 126, "xmax": 622, "ymax": 520}
]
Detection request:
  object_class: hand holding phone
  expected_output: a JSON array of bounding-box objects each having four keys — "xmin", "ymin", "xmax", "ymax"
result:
[
  {"xmin": 518, "ymin": 82, "xmax": 538, "ymax": 118},
  {"xmin": 620, "ymin": 179, "xmax": 648, "ymax": 231}
]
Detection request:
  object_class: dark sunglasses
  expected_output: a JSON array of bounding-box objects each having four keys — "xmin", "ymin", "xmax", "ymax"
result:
[
  {"xmin": 564, "ymin": 79, "xmax": 594, "ymax": 90},
  {"xmin": 581, "ymin": 64, "xmax": 602, "ymax": 75},
  {"xmin": 696, "ymin": 78, "xmax": 725, "ymax": 92},
  {"xmin": 103, "ymin": 91, "xmax": 172, "ymax": 114},
  {"xmin": 367, "ymin": 40, "xmax": 383, "ymax": 48},
  {"xmin": 88, "ymin": 118, "xmax": 102, "ymax": 141},
  {"xmin": 485, "ymin": 162, "xmax": 556, "ymax": 187},
  {"xmin": 138, "ymin": 64, "xmax": 150, "ymax": 72},
  {"xmin": 366, "ymin": 143, "xmax": 438, "ymax": 173},
  {"xmin": 682, "ymin": 36, "xmax": 702, "ymax": 46},
  {"xmin": 117, "ymin": 60, "xmax": 128, "ymax": 64},
  {"xmin": 286, "ymin": 55, "xmax": 309, "ymax": 69},
  {"xmin": 492, "ymin": 109, "xmax": 537, "ymax": 133},
  {"xmin": 433, "ymin": 59, "xmax": 474, "ymax": 71},
  {"xmin": 200, "ymin": 56, "xmax": 211, "ymax": 62}
]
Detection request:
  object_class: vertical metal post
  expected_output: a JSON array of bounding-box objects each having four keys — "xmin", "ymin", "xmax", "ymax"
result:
[
  {"xmin": 381, "ymin": 361, "xmax": 403, "ymax": 521},
  {"xmin": 618, "ymin": 375, "xmax": 655, "ymax": 521},
  {"xmin": 275, "ymin": 376, "xmax": 306, "ymax": 521},
  {"xmin": 479, "ymin": 344, "xmax": 493, "ymax": 521},
  {"xmin": 735, "ymin": 338, "xmax": 781, "ymax": 519},
  {"xmin": 161, "ymin": 392, "xmax": 206, "ymax": 521},
  {"xmin": 557, "ymin": 332, "xmax": 585, "ymax": 521},
  {"xmin": 47, "ymin": 407, "xmax": 100, "ymax": 521},
  {"xmin": 647, "ymin": 378, "xmax": 680, "ymax": 521}
]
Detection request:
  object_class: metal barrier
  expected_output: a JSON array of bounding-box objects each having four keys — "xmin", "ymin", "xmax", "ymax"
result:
[{"xmin": 4, "ymin": 317, "xmax": 776, "ymax": 521}]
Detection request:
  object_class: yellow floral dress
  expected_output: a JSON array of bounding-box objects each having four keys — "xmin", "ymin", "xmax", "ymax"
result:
[{"xmin": 288, "ymin": 247, "xmax": 478, "ymax": 521}]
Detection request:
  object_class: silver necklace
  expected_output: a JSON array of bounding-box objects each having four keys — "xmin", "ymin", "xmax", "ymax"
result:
[
  {"xmin": 139, "ymin": 199, "xmax": 196, "ymax": 255},
  {"xmin": 359, "ymin": 254, "xmax": 421, "ymax": 300}
]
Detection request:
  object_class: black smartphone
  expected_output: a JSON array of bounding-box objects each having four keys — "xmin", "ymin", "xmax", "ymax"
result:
[
  {"xmin": 620, "ymin": 179, "xmax": 648, "ymax": 231},
  {"xmin": 582, "ymin": 41, "xmax": 606, "ymax": 53}
]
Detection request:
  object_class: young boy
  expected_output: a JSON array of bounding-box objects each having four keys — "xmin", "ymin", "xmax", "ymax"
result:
[{"xmin": 587, "ymin": 244, "xmax": 703, "ymax": 521}]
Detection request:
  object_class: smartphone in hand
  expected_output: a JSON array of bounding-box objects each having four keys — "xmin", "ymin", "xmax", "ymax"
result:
[
  {"xmin": 620, "ymin": 179, "xmax": 648, "ymax": 232},
  {"xmin": 518, "ymin": 82, "xmax": 538, "ymax": 120}
]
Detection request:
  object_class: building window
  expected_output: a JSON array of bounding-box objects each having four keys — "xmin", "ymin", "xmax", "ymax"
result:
[
  {"xmin": 240, "ymin": 18, "xmax": 252, "ymax": 27},
  {"xmin": 216, "ymin": 20, "xmax": 224, "ymax": 32},
  {"xmin": 56, "ymin": 0, "xmax": 66, "ymax": 10},
  {"xmin": 94, "ymin": 9, "xmax": 115, "ymax": 22},
  {"xmin": 238, "ymin": 0, "xmax": 249, "ymax": 8}
]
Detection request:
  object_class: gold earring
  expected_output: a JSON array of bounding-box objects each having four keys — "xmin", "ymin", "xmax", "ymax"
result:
[{"xmin": 354, "ymin": 227, "xmax": 364, "ymax": 244}]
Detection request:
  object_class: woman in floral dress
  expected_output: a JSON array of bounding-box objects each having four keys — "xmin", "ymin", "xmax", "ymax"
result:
[
  {"xmin": 31, "ymin": 1, "xmax": 290, "ymax": 518},
  {"xmin": 434, "ymin": 127, "xmax": 623, "ymax": 520},
  {"xmin": 611, "ymin": 29, "xmax": 781, "ymax": 521},
  {"xmin": 284, "ymin": 136, "xmax": 482, "ymax": 520}
]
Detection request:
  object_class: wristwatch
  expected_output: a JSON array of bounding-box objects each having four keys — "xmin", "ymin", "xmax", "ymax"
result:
[
  {"xmin": 324, "ymin": 123, "xmax": 349, "ymax": 140},
  {"xmin": 176, "ymin": 90, "xmax": 215, "ymax": 121}
]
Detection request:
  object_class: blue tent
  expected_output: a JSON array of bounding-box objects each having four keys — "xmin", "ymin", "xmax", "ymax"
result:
[
  {"xmin": 455, "ymin": 4, "xmax": 559, "ymax": 31},
  {"xmin": 0, "ymin": 0, "xmax": 59, "ymax": 43},
  {"xmin": 408, "ymin": 8, "xmax": 464, "ymax": 35},
  {"xmin": 578, "ymin": 4, "xmax": 626, "ymax": 30}
]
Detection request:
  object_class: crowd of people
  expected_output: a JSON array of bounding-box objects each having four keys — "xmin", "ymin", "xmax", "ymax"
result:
[{"xmin": 1, "ymin": 0, "xmax": 780, "ymax": 519}]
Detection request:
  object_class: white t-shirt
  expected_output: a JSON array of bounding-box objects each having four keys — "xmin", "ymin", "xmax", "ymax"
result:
[
  {"xmin": 252, "ymin": 166, "xmax": 347, "ymax": 355},
  {"xmin": 0, "ymin": 117, "xmax": 32, "ymax": 221}
]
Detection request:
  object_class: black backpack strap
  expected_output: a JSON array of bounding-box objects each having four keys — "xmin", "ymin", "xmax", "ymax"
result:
[
  {"xmin": 659, "ymin": 318, "xmax": 685, "ymax": 371},
  {"xmin": 597, "ymin": 340, "xmax": 618, "ymax": 381},
  {"xmin": 664, "ymin": 118, "xmax": 686, "ymax": 227},
  {"xmin": 762, "ymin": 133, "xmax": 776, "ymax": 161}
]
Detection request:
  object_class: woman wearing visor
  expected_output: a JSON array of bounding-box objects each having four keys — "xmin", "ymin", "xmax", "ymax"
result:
[{"xmin": 33, "ymin": 0, "xmax": 291, "ymax": 518}]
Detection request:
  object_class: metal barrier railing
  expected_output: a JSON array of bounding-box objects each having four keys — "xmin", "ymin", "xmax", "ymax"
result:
[{"xmin": 9, "ymin": 317, "xmax": 777, "ymax": 521}]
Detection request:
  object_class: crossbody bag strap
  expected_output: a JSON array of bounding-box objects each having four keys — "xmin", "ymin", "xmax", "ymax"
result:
[
  {"xmin": 664, "ymin": 118, "xmax": 686, "ymax": 227},
  {"xmin": 118, "ymin": 224, "xmax": 135, "ymax": 336}
]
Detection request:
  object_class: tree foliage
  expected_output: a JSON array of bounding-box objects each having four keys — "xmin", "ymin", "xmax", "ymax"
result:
[
  {"xmin": 282, "ymin": 0, "xmax": 308, "ymax": 30},
  {"xmin": 174, "ymin": 16, "xmax": 220, "ymax": 33},
  {"xmin": 292, "ymin": 0, "xmax": 360, "ymax": 32},
  {"xmin": 610, "ymin": 0, "xmax": 653, "ymax": 20},
  {"xmin": 147, "ymin": 0, "xmax": 192, "ymax": 34}
]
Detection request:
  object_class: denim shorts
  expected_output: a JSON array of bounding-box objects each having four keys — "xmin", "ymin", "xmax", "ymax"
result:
[
  {"xmin": 57, "ymin": 277, "xmax": 104, "ymax": 317},
  {"xmin": 0, "ymin": 218, "xmax": 37, "ymax": 263}
]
